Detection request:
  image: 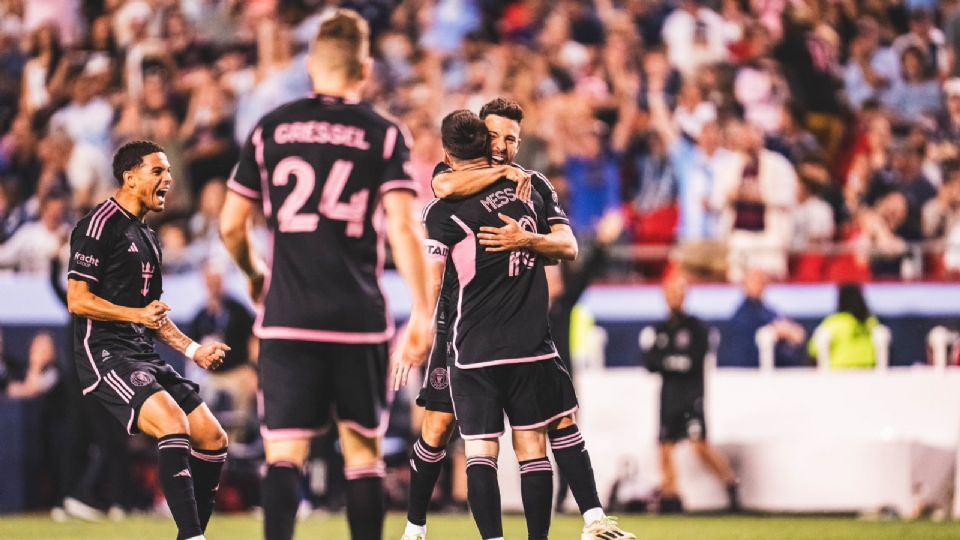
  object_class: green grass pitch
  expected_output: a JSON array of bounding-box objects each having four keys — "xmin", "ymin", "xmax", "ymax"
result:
[{"xmin": 0, "ymin": 513, "xmax": 957, "ymax": 539}]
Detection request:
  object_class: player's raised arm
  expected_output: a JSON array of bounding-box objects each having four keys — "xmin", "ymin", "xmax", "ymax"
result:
[
  {"xmin": 432, "ymin": 164, "xmax": 531, "ymax": 200},
  {"xmin": 220, "ymin": 190, "xmax": 266, "ymax": 301},
  {"xmin": 383, "ymin": 190, "xmax": 434, "ymax": 383}
]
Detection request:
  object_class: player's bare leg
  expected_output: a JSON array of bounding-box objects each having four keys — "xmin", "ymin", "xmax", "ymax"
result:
[
  {"xmin": 464, "ymin": 438, "xmax": 503, "ymax": 540},
  {"xmin": 340, "ymin": 423, "xmax": 386, "ymax": 540},
  {"xmin": 658, "ymin": 442, "xmax": 683, "ymax": 513},
  {"xmin": 548, "ymin": 416, "xmax": 635, "ymax": 539},
  {"xmin": 262, "ymin": 438, "xmax": 310, "ymax": 540},
  {"xmin": 138, "ymin": 391, "xmax": 204, "ymax": 540},
  {"xmin": 186, "ymin": 404, "xmax": 228, "ymax": 532},
  {"xmin": 513, "ymin": 428, "xmax": 553, "ymax": 540},
  {"xmin": 403, "ymin": 410, "xmax": 456, "ymax": 539},
  {"xmin": 691, "ymin": 439, "xmax": 740, "ymax": 511}
]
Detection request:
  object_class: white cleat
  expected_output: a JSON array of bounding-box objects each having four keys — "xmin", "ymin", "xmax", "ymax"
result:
[
  {"xmin": 400, "ymin": 534, "xmax": 426, "ymax": 540},
  {"xmin": 401, "ymin": 521, "xmax": 427, "ymax": 540},
  {"xmin": 582, "ymin": 516, "xmax": 637, "ymax": 540},
  {"xmin": 63, "ymin": 497, "xmax": 104, "ymax": 522}
]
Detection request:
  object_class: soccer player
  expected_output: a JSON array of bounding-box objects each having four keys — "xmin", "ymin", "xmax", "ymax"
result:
[
  {"xmin": 641, "ymin": 273, "xmax": 740, "ymax": 513},
  {"xmin": 218, "ymin": 9, "xmax": 433, "ymax": 540},
  {"xmin": 67, "ymin": 140, "xmax": 230, "ymax": 540},
  {"xmin": 402, "ymin": 109, "xmax": 574, "ymax": 540},
  {"xmin": 397, "ymin": 98, "xmax": 634, "ymax": 540}
]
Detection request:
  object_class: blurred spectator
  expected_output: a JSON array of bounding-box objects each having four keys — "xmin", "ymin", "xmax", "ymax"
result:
[
  {"xmin": 0, "ymin": 192, "xmax": 66, "ymax": 273},
  {"xmin": 718, "ymin": 269, "xmax": 806, "ymax": 368},
  {"xmin": 180, "ymin": 70, "xmax": 238, "ymax": 198},
  {"xmin": 712, "ymin": 121, "xmax": 797, "ymax": 281},
  {"xmin": 922, "ymin": 161, "xmax": 960, "ymax": 240},
  {"xmin": 20, "ymin": 22, "xmax": 61, "ymax": 115},
  {"xmin": 765, "ymin": 103, "xmax": 822, "ymax": 167},
  {"xmin": 792, "ymin": 178, "xmax": 835, "ymax": 252},
  {"xmin": 843, "ymin": 17, "xmax": 899, "ymax": 110},
  {"xmin": 857, "ymin": 191, "xmax": 913, "ymax": 279},
  {"xmin": 620, "ymin": 129, "xmax": 678, "ymax": 245},
  {"xmin": 891, "ymin": 9, "xmax": 949, "ymax": 80},
  {"xmin": 47, "ymin": 59, "xmax": 113, "ymax": 157},
  {"xmin": 189, "ymin": 261, "xmax": 256, "ymax": 441},
  {"xmin": 808, "ymin": 283, "xmax": 882, "ymax": 369},
  {"xmin": 882, "ymin": 46, "xmax": 943, "ymax": 124},
  {"xmin": 661, "ymin": 0, "xmax": 739, "ymax": 78}
]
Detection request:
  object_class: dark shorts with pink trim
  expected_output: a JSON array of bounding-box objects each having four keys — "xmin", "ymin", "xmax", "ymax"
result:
[
  {"xmin": 85, "ymin": 354, "xmax": 202, "ymax": 435},
  {"xmin": 450, "ymin": 356, "xmax": 578, "ymax": 440},
  {"xmin": 415, "ymin": 331, "xmax": 453, "ymax": 413},
  {"xmin": 258, "ymin": 339, "xmax": 390, "ymax": 440}
]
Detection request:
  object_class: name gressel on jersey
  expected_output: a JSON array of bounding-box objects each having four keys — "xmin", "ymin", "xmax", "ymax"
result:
[
  {"xmin": 68, "ymin": 198, "xmax": 165, "ymax": 394},
  {"xmin": 423, "ymin": 178, "xmax": 558, "ymax": 368},
  {"xmin": 227, "ymin": 94, "xmax": 417, "ymax": 343}
]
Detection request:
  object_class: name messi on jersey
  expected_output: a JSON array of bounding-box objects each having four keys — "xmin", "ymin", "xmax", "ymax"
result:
[
  {"xmin": 480, "ymin": 187, "xmax": 518, "ymax": 213},
  {"xmin": 274, "ymin": 121, "xmax": 370, "ymax": 150}
]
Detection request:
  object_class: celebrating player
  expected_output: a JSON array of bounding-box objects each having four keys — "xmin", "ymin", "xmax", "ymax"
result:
[
  {"xmin": 398, "ymin": 98, "xmax": 635, "ymax": 540},
  {"xmin": 67, "ymin": 140, "xmax": 230, "ymax": 540},
  {"xmin": 402, "ymin": 109, "xmax": 574, "ymax": 540},
  {"xmin": 219, "ymin": 9, "xmax": 433, "ymax": 540}
]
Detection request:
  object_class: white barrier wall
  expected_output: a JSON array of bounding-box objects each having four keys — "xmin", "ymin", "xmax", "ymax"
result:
[{"xmin": 493, "ymin": 367, "xmax": 960, "ymax": 515}]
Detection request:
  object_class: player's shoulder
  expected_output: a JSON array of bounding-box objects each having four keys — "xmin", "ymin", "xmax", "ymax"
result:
[
  {"xmin": 73, "ymin": 199, "xmax": 126, "ymax": 241},
  {"xmin": 421, "ymin": 197, "xmax": 456, "ymax": 223}
]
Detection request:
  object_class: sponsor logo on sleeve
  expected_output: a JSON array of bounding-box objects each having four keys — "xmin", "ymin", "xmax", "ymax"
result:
[{"xmin": 74, "ymin": 253, "xmax": 99, "ymax": 267}]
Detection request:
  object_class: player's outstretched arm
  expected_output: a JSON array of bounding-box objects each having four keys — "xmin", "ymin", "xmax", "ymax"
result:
[
  {"xmin": 67, "ymin": 279, "xmax": 169, "ymax": 328},
  {"xmin": 155, "ymin": 316, "xmax": 230, "ymax": 370},
  {"xmin": 382, "ymin": 190, "xmax": 434, "ymax": 387},
  {"xmin": 432, "ymin": 164, "xmax": 531, "ymax": 201},
  {"xmin": 478, "ymin": 217, "xmax": 578, "ymax": 261},
  {"xmin": 220, "ymin": 191, "xmax": 267, "ymax": 300}
]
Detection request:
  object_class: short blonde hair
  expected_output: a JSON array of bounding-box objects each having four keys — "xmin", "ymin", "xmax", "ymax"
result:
[{"xmin": 311, "ymin": 9, "xmax": 369, "ymax": 82}]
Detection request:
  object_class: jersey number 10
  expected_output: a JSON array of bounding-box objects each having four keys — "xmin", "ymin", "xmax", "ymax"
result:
[{"xmin": 273, "ymin": 157, "xmax": 369, "ymax": 237}]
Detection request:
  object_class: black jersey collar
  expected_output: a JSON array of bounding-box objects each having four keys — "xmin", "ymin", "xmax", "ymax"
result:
[
  {"xmin": 109, "ymin": 197, "xmax": 137, "ymax": 221},
  {"xmin": 314, "ymin": 93, "xmax": 360, "ymax": 105}
]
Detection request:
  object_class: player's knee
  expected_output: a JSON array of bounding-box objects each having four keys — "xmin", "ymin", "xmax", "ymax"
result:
[
  {"xmin": 206, "ymin": 424, "xmax": 229, "ymax": 449},
  {"xmin": 156, "ymin": 408, "xmax": 190, "ymax": 438},
  {"xmin": 422, "ymin": 411, "xmax": 455, "ymax": 446},
  {"xmin": 511, "ymin": 430, "xmax": 547, "ymax": 461}
]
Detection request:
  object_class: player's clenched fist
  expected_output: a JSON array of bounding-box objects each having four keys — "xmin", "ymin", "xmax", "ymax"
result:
[
  {"xmin": 137, "ymin": 300, "xmax": 171, "ymax": 329},
  {"xmin": 194, "ymin": 342, "xmax": 231, "ymax": 370}
]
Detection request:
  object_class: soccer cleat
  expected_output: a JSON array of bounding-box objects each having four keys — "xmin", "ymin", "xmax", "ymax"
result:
[
  {"xmin": 581, "ymin": 516, "xmax": 636, "ymax": 540},
  {"xmin": 400, "ymin": 533, "xmax": 426, "ymax": 540},
  {"xmin": 401, "ymin": 521, "xmax": 427, "ymax": 540},
  {"xmin": 63, "ymin": 497, "xmax": 104, "ymax": 522}
]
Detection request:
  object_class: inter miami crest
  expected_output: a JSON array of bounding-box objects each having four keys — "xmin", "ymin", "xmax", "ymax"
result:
[{"xmin": 429, "ymin": 368, "xmax": 448, "ymax": 390}]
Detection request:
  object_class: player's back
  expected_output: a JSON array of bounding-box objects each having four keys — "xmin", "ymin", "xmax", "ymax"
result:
[
  {"xmin": 424, "ymin": 178, "xmax": 556, "ymax": 368},
  {"xmin": 227, "ymin": 94, "xmax": 417, "ymax": 342}
]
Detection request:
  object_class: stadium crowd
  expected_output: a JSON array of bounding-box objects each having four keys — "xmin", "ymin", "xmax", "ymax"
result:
[
  {"xmin": 0, "ymin": 0, "xmax": 958, "ymax": 282},
  {"xmin": 0, "ymin": 0, "xmax": 959, "ymax": 521}
]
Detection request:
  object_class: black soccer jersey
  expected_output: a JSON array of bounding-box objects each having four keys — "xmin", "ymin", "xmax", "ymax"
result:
[
  {"xmin": 68, "ymin": 198, "xmax": 164, "ymax": 394},
  {"xmin": 423, "ymin": 178, "xmax": 558, "ymax": 369},
  {"xmin": 227, "ymin": 94, "xmax": 417, "ymax": 343},
  {"xmin": 642, "ymin": 312, "xmax": 708, "ymax": 409},
  {"xmin": 432, "ymin": 162, "xmax": 571, "ymax": 229}
]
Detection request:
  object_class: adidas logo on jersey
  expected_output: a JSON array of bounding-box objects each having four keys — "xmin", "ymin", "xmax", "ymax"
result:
[
  {"xmin": 128, "ymin": 243, "xmax": 138, "ymax": 253},
  {"xmin": 101, "ymin": 350, "xmax": 110, "ymax": 359},
  {"xmin": 174, "ymin": 468, "xmax": 192, "ymax": 478}
]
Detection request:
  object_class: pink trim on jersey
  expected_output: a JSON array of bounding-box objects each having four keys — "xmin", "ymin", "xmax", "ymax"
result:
[
  {"xmin": 226, "ymin": 178, "xmax": 261, "ymax": 200},
  {"xmin": 511, "ymin": 405, "xmax": 579, "ymax": 431},
  {"xmin": 86, "ymin": 200, "xmax": 118, "ymax": 239},
  {"xmin": 254, "ymin": 325, "xmax": 393, "ymax": 343},
  {"xmin": 448, "ymin": 214, "xmax": 475, "ymax": 367},
  {"xmin": 455, "ymin": 351, "xmax": 559, "ymax": 370},
  {"xmin": 68, "ymin": 271, "xmax": 99, "ymax": 282},
  {"xmin": 126, "ymin": 409, "xmax": 135, "ymax": 435},
  {"xmin": 379, "ymin": 179, "xmax": 418, "ymax": 195},
  {"xmin": 383, "ymin": 126, "xmax": 397, "ymax": 160},
  {"xmin": 94, "ymin": 204, "xmax": 119, "ymax": 239},
  {"xmin": 253, "ymin": 127, "xmax": 272, "ymax": 217},
  {"xmin": 85, "ymin": 201, "xmax": 111, "ymax": 237},
  {"xmin": 81, "ymin": 319, "xmax": 101, "ymax": 395}
]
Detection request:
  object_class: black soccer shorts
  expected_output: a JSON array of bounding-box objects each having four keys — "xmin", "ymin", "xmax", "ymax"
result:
[
  {"xmin": 87, "ymin": 354, "xmax": 202, "ymax": 435},
  {"xmin": 258, "ymin": 339, "xmax": 390, "ymax": 440},
  {"xmin": 659, "ymin": 397, "xmax": 708, "ymax": 443},
  {"xmin": 415, "ymin": 330, "xmax": 454, "ymax": 413},
  {"xmin": 450, "ymin": 356, "xmax": 578, "ymax": 440}
]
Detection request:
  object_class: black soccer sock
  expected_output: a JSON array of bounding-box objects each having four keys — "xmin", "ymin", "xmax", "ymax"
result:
[
  {"xmin": 407, "ymin": 437, "xmax": 447, "ymax": 526},
  {"xmin": 263, "ymin": 462, "xmax": 301, "ymax": 540},
  {"xmin": 189, "ymin": 447, "xmax": 227, "ymax": 531},
  {"xmin": 344, "ymin": 463, "xmax": 386, "ymax": 540},
  {"xmin": 549, "ymin": 425, "xmax": 602, "ymax": 515},
  {"xmin": 156, "ymin": 435, "xmax": 202, "ymax": 540},
  {"xmin": 519, "ymin": 458, "xmax": 553, "ymax": 540},
  {"xmin": 466, "ymin": 456, "xmax": 503, "ymax": 539}
]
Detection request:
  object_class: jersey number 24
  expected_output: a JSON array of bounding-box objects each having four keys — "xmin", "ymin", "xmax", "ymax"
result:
[{"xmin": 273, "ymin": 157, "xmax": 369, "ymax": 237}]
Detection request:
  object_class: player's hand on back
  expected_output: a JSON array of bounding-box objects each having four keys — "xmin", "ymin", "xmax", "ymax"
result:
[
  {"xmin": 137, "ymin": 300, "xmax": 171, "ymax": 330},
  {"xmin": 478, "ymin": 213, "xmax": 531, "ymax": 252},
  {"xmin": 194, "ymin": 342, "xmax": 231, "ymax": 370},
  {"xmin": 392, "ymin": 311, "xmax": 434, "ymax": 391}
]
